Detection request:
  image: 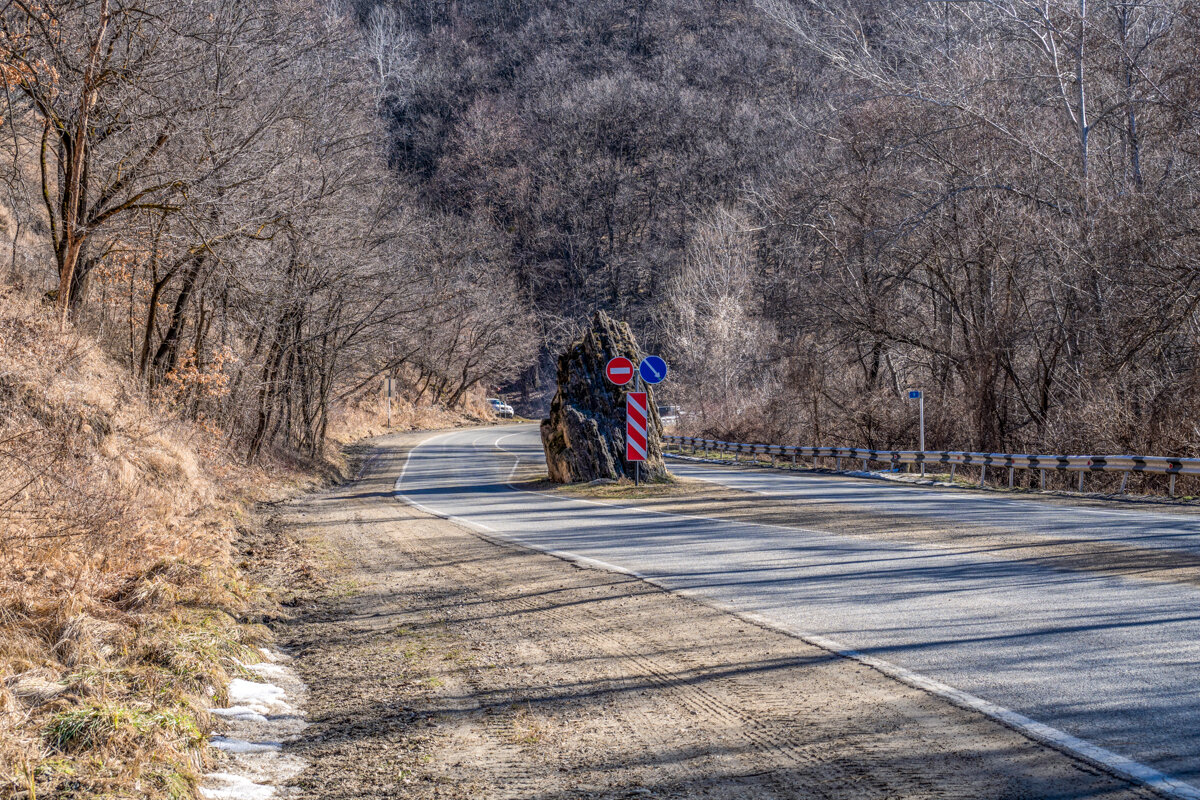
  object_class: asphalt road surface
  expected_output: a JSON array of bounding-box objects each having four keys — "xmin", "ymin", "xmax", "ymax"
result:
[
  {"xmin": 668, "ymin": 456, "xmax": 1200, "ymax": 557},
  {"xmin": 396, "ymin": 424, "xmax": 1200, "ymax": 795}
]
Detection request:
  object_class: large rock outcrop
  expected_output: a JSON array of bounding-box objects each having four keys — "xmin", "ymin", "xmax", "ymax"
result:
[{"xmin": 541, "ymin": 311, "xmax": 668, "ymax": 483}]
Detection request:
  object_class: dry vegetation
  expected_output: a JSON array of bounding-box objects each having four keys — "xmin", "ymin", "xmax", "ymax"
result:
[
  {"xmin": 0, "ymin": 286, "xmax": 306, "ymax": 797},
  {"xmin": 0, "ymin": 284, "xmax": 494, "ymax": 797},
  {"xmin": 0, "ymin": 0, "xmax": 529, "ymax": 790},
  {"xmin": 0, "ymin": 0, "xmax": 536, "ymax": 464},
  {"xmin": 383, "ymin": 0, "xmax": 1200, "ymax": 461}
]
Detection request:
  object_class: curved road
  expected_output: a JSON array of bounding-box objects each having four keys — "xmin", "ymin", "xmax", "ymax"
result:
[{"xmin": 396, "ymin": 424, "xmax": 1200, "ymax": 796}]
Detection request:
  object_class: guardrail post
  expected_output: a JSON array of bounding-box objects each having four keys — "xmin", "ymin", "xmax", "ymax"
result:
[{"xmin": 674, "ymin": 439, "xmax": 1195, "ymax": 499}]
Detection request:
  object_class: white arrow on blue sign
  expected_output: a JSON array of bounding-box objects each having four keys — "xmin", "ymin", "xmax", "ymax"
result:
[
  {"xmin": 908, "ymin": 390, "xmax": 922, "ymax": 399},
  {"xmin": 639, "ymin": 355, "xmax": 668, "ymax": 384}
]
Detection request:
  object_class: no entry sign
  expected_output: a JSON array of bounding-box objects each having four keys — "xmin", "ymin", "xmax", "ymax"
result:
[
  {"xmin": 626, "ymin": 392, "xmax": 648, "ymax": 462},
  {"xmin": 605, "ymin": 356, "xmax": 635, "ymax": 385}
]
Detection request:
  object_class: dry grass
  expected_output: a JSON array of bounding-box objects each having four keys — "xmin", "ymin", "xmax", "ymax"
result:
[
  {"xmin": 0, "ymin": 287, "xmax": 313, "ymax": 798},
  {"xmin": 522, "ymin": 473, "xmax": 690, "ymax": 502},
  {"xmin": 326, "ymin": 381, "xmax": 497, "ymax": 446}
]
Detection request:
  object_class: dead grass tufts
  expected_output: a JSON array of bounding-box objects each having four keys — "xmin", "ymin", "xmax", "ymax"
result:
[
  {"xmin": 8, "ymin": 669, "xmax": 66, "ymax": 707},
  {"xmin": 52, "ymin": 613, "xmax": 135, "ymax": 668},
  {"xmin": 327, "ymin": 381, "xmax": 491, "ymax": 446},
  {"xmin": 0, "ymin": 288, "xmax": 314, "ymax": 798}
]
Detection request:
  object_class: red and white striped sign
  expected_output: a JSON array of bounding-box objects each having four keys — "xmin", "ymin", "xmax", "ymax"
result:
[{"xmin": 626, "ymin": 391, "xmax": 648, "ymax": 462}]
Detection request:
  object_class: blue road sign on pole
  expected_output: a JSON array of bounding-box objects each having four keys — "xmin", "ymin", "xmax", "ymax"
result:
[
  {"xmin": 639, "ymin": 355, "xmax": 668, "ymax": 385},
  {"xmin": 908, "ymin": 389, "xmax": 926, "ymax": 473}
]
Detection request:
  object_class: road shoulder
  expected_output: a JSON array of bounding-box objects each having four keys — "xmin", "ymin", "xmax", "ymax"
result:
[{"xmin": 252, "ymin": 430, "xmax": 1153, "ymax": 799}]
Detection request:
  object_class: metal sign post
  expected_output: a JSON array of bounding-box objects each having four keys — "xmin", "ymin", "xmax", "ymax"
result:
[
  {"xmin": 908, "ymin": 389, "xmax": 924, "ymax": 475},
  {"xmin": 608, "ymin": 354, "xmax": 668, "ymax": 486},
  {"xmin": 386, "ymin": 378, "xmax": 394, "ymax": 428},
  {"xmin": 626, "ymin": 391, "xmax": 648, "ymax": 485}
]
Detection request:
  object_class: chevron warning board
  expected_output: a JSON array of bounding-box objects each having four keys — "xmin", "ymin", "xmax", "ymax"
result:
[{"xmin": 626, "ymin": 391, "xmax": 648, "ymax": 462}]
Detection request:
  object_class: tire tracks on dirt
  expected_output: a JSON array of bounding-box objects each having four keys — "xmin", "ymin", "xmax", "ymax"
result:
[{"xmin": 254, "ymin": 430, "xmax": 1159, "ymax": 800}]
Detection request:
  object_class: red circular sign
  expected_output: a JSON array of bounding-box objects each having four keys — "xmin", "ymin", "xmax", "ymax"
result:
[{"xmin": 605, "ymin": 356, "xmax": 635, "ymax": 385}]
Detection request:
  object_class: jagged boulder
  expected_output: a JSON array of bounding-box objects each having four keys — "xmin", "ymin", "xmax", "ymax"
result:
[{"xmin": 541, "ymin": 311, "xmax": 669, "ymax": 483}]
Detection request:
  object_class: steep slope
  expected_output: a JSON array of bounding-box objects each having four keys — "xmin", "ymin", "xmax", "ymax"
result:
[{"xmin": 0, "ymin": 287, "xmax": 321, "ymax": 798}]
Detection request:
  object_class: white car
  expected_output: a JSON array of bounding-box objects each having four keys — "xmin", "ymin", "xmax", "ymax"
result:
[{"xmin": 488, "ymin": 398, "xmax": 514, "ymax": 418}]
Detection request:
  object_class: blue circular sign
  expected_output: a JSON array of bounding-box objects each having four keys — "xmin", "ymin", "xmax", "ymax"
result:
[{"xmin": 639, "ymin": 355, "xmax": 668, "ymax": 384}]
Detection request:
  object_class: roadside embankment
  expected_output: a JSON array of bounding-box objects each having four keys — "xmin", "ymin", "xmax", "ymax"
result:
[{"xmin": 0, "ymin": 290, "xmax": 484, "ymax": 799}]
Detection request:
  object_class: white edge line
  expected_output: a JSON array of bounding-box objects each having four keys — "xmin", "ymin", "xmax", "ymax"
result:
[{"xmin": 390, "ymin": 428, "xmax": 1200, "ymax": 800}]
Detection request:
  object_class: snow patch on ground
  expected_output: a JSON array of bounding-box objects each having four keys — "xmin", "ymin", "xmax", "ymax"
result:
[
  {"xmin": 200, "ymin": 649, "xmax": 308, "ymax": 799},
  {"xmin": 199, "ymin": 773, "xmax": 277, "ymax": 800},
  {"xmin": 211, "ymin": 736, "xmax": 283, "ymax": 754},
  {"xmin": 227, "ymin": 678, "xmax": 293, "ymax": 715},
  {"xmin": 211, "ymin": 706, "xmax": 269, "ymax": 723}
]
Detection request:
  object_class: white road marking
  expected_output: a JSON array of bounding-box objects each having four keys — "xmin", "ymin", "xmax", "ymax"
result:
[{"xmin": 392, "ymin": 428, "xmax": 1200, "ymax": 799}]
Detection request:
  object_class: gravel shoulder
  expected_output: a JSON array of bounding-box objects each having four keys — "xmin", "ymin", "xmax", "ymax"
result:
[{"xmin": 252, "ymin": 430, "xmax": 1154, "ymax": 799}]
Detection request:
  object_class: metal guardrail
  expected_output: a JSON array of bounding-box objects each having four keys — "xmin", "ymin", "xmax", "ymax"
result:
[{"xmin": 663, "ymin": 436, "xmax": 1200, "ymax": 495}]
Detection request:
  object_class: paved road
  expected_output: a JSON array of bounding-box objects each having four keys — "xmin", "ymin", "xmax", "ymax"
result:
[
  {"xmin": 668, "ymin": 457, "xmax": 1200, "ymax": 556},
  {"xmin": 396, "ymin": 425, "xmax": 1200, "ymax": 794}
]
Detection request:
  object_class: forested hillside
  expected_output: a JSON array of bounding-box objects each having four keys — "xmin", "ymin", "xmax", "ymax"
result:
[
  {"xmin": 0, "ymin": 0, "xmax": 536, "ymax": 462},
  {"xmin": 0, "ymin": 3, "xmax": 535, "ymax": 792},
  {"xmin": 378, "ymin": 0, "xmax": 1200, "ymax": 457},
  {"xmin": 4, "ymin": 0, "xmax": 1200, "ymax": 456}
]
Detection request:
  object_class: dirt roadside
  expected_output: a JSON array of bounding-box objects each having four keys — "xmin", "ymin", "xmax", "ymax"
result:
[{"xmin": 247, "ymin": 430, "xmax": 1154, "ymax": 800}]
